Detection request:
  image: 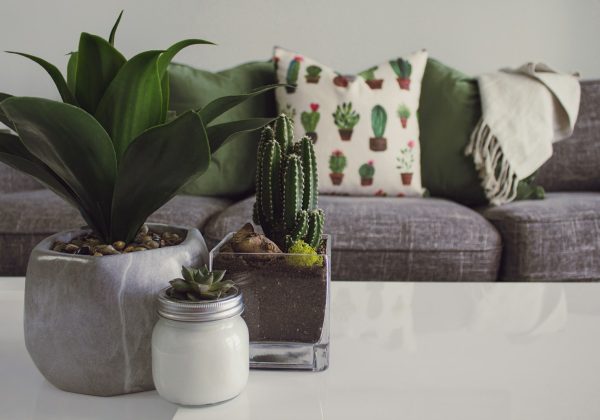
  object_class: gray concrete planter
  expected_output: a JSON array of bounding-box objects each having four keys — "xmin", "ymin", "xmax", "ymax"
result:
[{"xmin": 24, "ymin": 224, "xmax": 207, "ymax": 397}]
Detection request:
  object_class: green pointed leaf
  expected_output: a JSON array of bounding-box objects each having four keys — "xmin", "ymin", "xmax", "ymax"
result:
[
  {"xmin": 156, "ymin": 39, "xmax": 214, "ymax": 121},
  {"xmin": 6, "ymin": 51, "xmax": 77, "ymax": 105},
  {"xmin": 66, "ymin": 52, "xmax": 78, "ymax": 94},
  {"xmin": 95, "ymin": 50, "xmax": 164, "ymax": 160},
  {"xmin": 0, "ymin": 130, "xmax": 81, "ymax": 208},
  {"xmin": 169, "ymin": 278, "xmax": 191, "ymax": 292},
  {"xmin": 212, "ymin": 270, "xmax": 226, "ymax": 283},
  {"xmin": 0, "ymin": 93, "xmax": 14, "ymax": 129},
  {"xmin": 109, "ymin": 10, "xmax": 124, "ymax": 46},
  {"xmin": 206, "ymin": 117, "xmax": 275, "ymax": 153},
  {"xmin": 0, "ymin": 97, "xmax": 117, "ymax": 238},
  {"xmin": 181, "ymin": 266, "xmax": 196, "ymax": 283},
  {"xmin": 75, "ymin": 33, "xmax": 126, "ymax": 114},
  {"xmin": 110, "ymin": 111, "xmax": 210, "ymax": 242},
  {"xmin": 198, "ymin": 84, "xmax": 281, "ymax": 125}
]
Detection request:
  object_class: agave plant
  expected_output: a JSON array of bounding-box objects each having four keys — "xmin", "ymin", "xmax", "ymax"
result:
[
  {"xmin": 0, "ymin": 12, "xmax": 276, "ymax": 243},
  {"xmin": 167, "ymin": 265, "xmax": 234, "ymax": 301}
]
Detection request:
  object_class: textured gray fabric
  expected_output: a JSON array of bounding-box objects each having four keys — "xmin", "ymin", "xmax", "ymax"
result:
[
  {"xmin": 537, "ymin": 80, "xmax": 600, "ymax": 191},
  {"xmin": 482, "ymin": 192, "xmax": 600, "ymax": 281},
  {"xmin": 0, "ymin": 162, "xmax": 43, "ymax": 193},
  {"xmin": 0, "ymin": 190, "xmax": 231, "ymax": 275},
  {"xmin": 204, "ymin": 196, "xmax": 502, "ymax": 281}
]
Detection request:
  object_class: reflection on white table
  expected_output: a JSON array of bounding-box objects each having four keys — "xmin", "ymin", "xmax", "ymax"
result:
[{"xmin": 2, "ymin": 277, "xmax": 600, "ymax": 420}]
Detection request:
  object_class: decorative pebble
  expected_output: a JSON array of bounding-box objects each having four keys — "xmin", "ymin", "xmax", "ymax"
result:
[
  {"xmin": 64, "ymin": 244, "xmax": 80, "ymax": 253},
  {"xmin": 112, "ymin": 241, "xmax": 126, "ymax": 251}
]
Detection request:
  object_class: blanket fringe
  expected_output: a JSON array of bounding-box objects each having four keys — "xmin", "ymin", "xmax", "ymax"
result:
[{"xmin": 465, "ymin": 119, "xmax": 519, "ymax": 205}]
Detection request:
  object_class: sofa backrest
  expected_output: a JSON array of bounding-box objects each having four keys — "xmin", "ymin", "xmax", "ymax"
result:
[
  {"xmin": 0, "ymin": 162, "xmax": 42, "ymax": 193},
  {"xmin": 537, "ymin": 80, "xmax": 600, "ymax": 191}
]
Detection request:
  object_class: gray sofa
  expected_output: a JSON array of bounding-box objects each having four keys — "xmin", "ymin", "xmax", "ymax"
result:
[{"xmin": 1, "ymin": 81, "xmax": 598, "ymax": 281}]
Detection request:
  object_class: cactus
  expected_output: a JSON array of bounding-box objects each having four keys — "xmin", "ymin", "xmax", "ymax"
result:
[
  {"xmin": 305, "ymin": 65, "xmax": 322, "ymax": 84},
  {"xmin": 301, "ymin": 103, "xmax": 320, "ymax": 135},
  {"xmin": 329, "ymin": 150, "xmax": 347, "ymax": 174},
  {"xmin": 371, "ymin": 105, "xmax": 387, "ymax": 138},
  {"xmin": 397, "ymin": 104, "xmax": 411, "ymax": 128},
  {"xmin": 390, "ymin": 58, "xmax": 412, "ymax": 89},
  {"xmin": 286, "ymin": 56, "xmax": 303, "ymax": 93},
  {"xmin": 254, "ymin": 114, "xmax": 324, "ymax": 251},
  {"xmin": 166, "ymin": 265, "xmax": 235, "ymax": 301},
  {"xmin": 358, "ymin": 66, "xmax": 377, "ymax": 81},
  {"xmin": 359, "ymin": 161, "xmax": 375, "ymax": 179}
]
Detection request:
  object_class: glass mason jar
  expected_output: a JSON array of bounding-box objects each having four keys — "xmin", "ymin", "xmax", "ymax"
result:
[{"xmin": 152, "ymin": 288, "xmax": 249, "ymax": 406}]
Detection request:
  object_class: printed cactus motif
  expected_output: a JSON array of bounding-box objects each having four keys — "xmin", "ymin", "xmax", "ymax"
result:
[
  {"xmin": 370, "ymin": 105, "xmax": 387, "ymax": 151},
  {"xmin": 254, "ymin": 114, "xmax": 324, "ymax": 251},
  {"xmin": 396, "ymin": 140, "xmax": 416, "ymax": 186},
  {"xmin": 286, "ymin": 55, "xmax": 303, "ymax": 93},
  {"xmin": 390, "ymin": 58, "xmax": 412, "ymax": 90},
  {"xmin": 305, "ymin": 65, "xmax": 322, "ymax": 83},
  {"xmin": 332, "ymin": 102, "xmax": 360, "ymax": 140},
  {"xmin": 301, "ymin": 103, "xmax": 321, "ymax": 142},
  {"xmin": 397, "ymin": 104, "xmax": 411, "ymax": 128},
  {"xmin": 358, "ymin": 66, "xmax": 383, "ymax": 89},
  {"xmin": 359, "ymin": 161, "xmax": 375, "ymax": 186},
  {"xmin": 333, "ymin": 73, "xmax": 349, "ymax": 87},
  {"xmin": 329, "ymin": 150, "xmax": 347, "ymax": 186}
]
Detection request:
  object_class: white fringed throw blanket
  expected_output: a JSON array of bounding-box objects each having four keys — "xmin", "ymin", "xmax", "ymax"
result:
[{"xmin": 465, "ymin": 63, "xmax": 580, "ymax": 205}]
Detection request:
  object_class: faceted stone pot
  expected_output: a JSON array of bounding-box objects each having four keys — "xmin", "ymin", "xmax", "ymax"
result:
[{"xmin": 24, "ymin": 224, "xmax": 207, "ymax": 397}]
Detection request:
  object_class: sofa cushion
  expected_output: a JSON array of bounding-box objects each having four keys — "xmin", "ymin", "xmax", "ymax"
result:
[
  {"xmin": 0, "ymin": 161, "xmax": 42, "ymax": 193},
  {"xmin": 0, "ymin": 190, "xmax": 231, "ymax": 276},
  {"xmin": 204, "ymin": 196, "xmax": 502, "ymax": 281},
  {"xmin": 537, "ymin": 80, "xmax": 600, "ymax": 191},
  {"xmin": 481, "ymin": 192, "xmax": 600, "ymax": 281}
]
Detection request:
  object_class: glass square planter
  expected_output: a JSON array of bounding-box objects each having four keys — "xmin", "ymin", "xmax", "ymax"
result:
[{"xmin": 209, "ymin": 233, "xmax": 331, "ymax": 371}]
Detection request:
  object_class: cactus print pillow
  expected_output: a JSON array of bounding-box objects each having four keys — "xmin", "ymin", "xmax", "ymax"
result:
[{"xmin": 274, "ymin": 47, "xmax": 428, "ymax": 197}]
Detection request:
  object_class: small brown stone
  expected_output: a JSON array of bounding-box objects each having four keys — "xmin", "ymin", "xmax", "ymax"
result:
[
  {"xmin": 132, "ymin": 246, "xmax": 147, "ymax": 252},
  {"xmin": 112, "ymin": 241, "xmax": 126, "ymax": 251},
  {"xmin": 144, "ymin": 240, "xmax": 159, "ymax": 249},
  {"xmin": 93, "ymin": 252, "xmax": 103, "ymax": 257},
  {"xmin": 124, "ymin": 245, "xmax": 135, "ymax": 253},
  {"xmin": 64, "ymin": 244, "xmax": 79, "ymax": 254},
  {"xmin": 52, "ymin": 241, "xmax": 67, "ymax": 252},
  {"xmin": 97, "ymin": 245, "xmax": 119, "ymax": 255}
]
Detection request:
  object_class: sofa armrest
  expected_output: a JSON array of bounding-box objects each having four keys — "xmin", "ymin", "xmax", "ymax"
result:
[{"xmin": 0, "ymin": 161, "xmax": 43, "ymax": 193}]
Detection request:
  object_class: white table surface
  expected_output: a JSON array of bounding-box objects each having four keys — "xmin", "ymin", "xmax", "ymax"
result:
[{"xmin": 2, "ymin": 277, "xmax": 600, "ymax": 420}]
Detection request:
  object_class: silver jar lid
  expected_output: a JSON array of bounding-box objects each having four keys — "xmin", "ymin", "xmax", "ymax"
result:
[{"xmin": 157, "ymin": 287, "xmax": 244, "ymax": 322}]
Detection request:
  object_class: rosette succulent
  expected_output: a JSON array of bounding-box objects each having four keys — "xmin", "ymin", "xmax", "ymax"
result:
[
  {"xmin": 167, "ymin": 265, "xmax": 235, "ymax": 301},
  {"xmin": 0, "ymin": 11, "xmax": 276, "ymax": 243}
]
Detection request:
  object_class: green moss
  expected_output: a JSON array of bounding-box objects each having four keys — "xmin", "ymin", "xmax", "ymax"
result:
[{"xmin": 286, "ymin": 240, "xmax": 323, "ymax": 267}]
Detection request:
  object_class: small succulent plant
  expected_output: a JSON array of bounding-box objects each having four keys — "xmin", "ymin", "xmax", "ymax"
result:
[
  {"xmin": 358, "ymin": 66, "xmax": 378, "ymax": 81},
  {"xmin": 332, "ymin": 102, "xmax": 360, "ymax": 130},
  {"xmin": 166, "ymin": 265, "xmax": 235, "ymax": 301}
]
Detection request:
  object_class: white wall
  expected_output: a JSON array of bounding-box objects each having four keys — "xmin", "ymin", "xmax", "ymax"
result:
[{"xmin": 1, "ymin": 0, "xmax": 599, "ymax": 100}]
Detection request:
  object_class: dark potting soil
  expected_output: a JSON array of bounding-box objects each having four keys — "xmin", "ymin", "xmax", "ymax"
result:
[{"xmin": 213, "ymin": 249, "xmax": 328, "ymax": 344}]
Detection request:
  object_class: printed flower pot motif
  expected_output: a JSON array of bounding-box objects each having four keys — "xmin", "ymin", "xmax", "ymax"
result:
[
  {"xmin": 359, "ymin": 161, "xmax": 375, "ymax": 186},
  {"xmin": 329, "ymin": 150, "xmax": 347, "ymax": 186},
  {"xmin": 397, "ymin": 104, "xmax": 411, "ymax": 129},
  {"xmin": 401, "ymin": 173, "xmax": 413, "ymax": 186},
  {"xmin": 369, "ymin": 137, "xmax": 387, "ymax": 151},
  {"xmin": 338, "ymin": 129, "xmax": 353, "ymax": 141},
  {"xmin": 396, "ymin": 140, "xmax": 416, "ymax": 186},
  {"xmin": 374, "ymin": 189, "xmax": 387, "ymax": 197},
  {"xmin": 358, "ymin": 66, "xmax": 384, "ymax": 90},
  {"xmin": 301, "ymin": 103, "xmax": 320, "ymax": 143},
  {"xmin": 333, "ymin": 74, "xmax": 349, "ymax": 87},
  {"xmin": 273, "ymin": 55, "xmax": 280, "ymax": 71},
  {"xmin": 286, "ymin": 55, "xmax": 303, "ymax": 93},
  {"xmin": 332, "ymin": 102, "xmax": 359, "ymax": 141},
  {"xmin": 390, "ymin": 58, "xmax": 412, "ymax": 91},
  {"xmin": 369, "ymin": 105, "xmax": 387, "ymax": 151},
  {"xmin": 305, "ymin": 65, "xmax": 322, "ymax": 84},
  {"xmin": 330, "ymin": 173, "xmax": 344, "ymax": 185}
]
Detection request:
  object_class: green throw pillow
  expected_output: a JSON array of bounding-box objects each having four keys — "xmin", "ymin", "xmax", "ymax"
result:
[
  {"xmin": 418, "ymin": 58, "xmax": 487, "ymax": 206},
  {"xmin": 168, "ymin": 61, "xmax": 277, "ymax": 198},
  {"xmin": 419, "ymin": 58, "xmax": 543, "ymax": 206}
]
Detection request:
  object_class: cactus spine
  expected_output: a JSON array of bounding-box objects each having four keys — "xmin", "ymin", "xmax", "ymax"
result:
[
  {"xmin": 371, "ymin": 105, "xmax": 387, "ymax": 138},
  {"xmin": 254, "ymin": 114, "xmax": 324, "ymax": 251}
]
